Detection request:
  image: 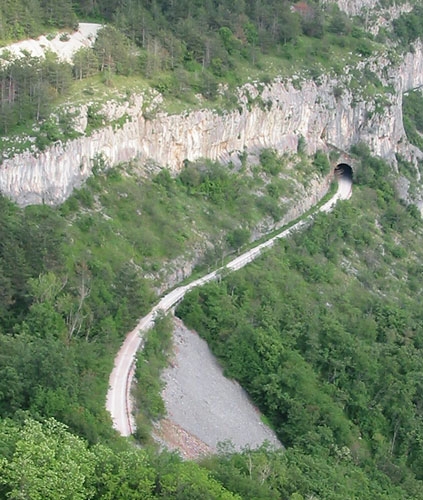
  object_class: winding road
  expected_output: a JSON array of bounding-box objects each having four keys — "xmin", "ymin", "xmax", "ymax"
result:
[{"xmin": 106, "ymin": 172, "xmax": 353, "ymax": 437}]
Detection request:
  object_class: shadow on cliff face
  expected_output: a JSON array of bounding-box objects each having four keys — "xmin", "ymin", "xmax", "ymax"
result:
[{"xmin": 334, "ymin": 163, "xmax": 353, "ymax": 181}]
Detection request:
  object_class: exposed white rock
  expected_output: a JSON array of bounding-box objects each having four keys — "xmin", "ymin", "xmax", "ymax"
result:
[
  {"xmin": 0, "ymin": 23, "xmax": 101, "ymax": 64},
  {"xmin": 322, "ymin": 0, "xmax": 412, "ymax": 20},
  {"xmin": 2, "ymin": 42, "xmax": 423, "ymax": 206},
  {"xmin": 322, "ymin": 0, "xmax": 377, "ymax": 16}
]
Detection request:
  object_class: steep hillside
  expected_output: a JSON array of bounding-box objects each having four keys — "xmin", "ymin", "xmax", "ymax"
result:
[
  {"xmin": 2, "ymin": 2, "xmax": 423, "ymax": 206},
  {"xmin": 2, "ymin": 1, "xmax": 423, "ymax": 499},
  {"xmin": 177, "ymin": 146, "xmax": 423, "ymax": 499}
]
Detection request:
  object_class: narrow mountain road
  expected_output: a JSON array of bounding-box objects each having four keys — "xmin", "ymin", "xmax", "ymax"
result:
[{"xmin": 106, "ymin": 174, "xmax": 352, "ymax": 437}]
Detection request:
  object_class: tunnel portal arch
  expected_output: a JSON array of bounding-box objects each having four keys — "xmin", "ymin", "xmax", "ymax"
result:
[{"xmin": 334, "ymin": 163, "xmax": 353, "ymax": 181}]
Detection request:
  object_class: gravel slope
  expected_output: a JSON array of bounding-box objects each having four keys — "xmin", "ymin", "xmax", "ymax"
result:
[
  {"xmin": 155, "ymin": 317, "xmax": 281, "ymax": 458},
  {"xmin": 0, "ymin": 23, "xmax": 101, "ymax": 63}
]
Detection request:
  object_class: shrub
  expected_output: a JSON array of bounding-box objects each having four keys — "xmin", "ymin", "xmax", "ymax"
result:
[
  {"xmin": 259, "ymin": 149, "xmax": 283, "ymax": 176},
  {"xmin": 226, "ymin": 228, "xmax": 250, "ymax": 250},
  {"xmin": 313, "ymin": 151, "xmax": 330, "ymax": 175}
]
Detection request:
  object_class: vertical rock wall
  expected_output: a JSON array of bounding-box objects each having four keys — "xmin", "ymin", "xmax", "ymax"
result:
[{"xmin": 1, "ymin": 44, "xmax": 423, "ymax": 206}]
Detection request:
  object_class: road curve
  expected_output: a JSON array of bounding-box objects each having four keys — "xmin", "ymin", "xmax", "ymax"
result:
[{"xmin": 106, "ymin": 175, "xmax": 352, "ymax": 436}]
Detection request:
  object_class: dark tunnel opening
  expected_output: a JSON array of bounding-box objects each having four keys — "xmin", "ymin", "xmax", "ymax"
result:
[{"xmin": 334, "ymin": 163, "xmax": 353, "ymax": 181}]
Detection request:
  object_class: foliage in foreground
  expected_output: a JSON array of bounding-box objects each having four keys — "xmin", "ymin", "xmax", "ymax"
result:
[
  {"xmin": 2, "ymin": 414, "xmax": 421, "ymax": 500},
  {"xmin": 0, "ymin": 417, "xmax": 241, "ymax": 500}
]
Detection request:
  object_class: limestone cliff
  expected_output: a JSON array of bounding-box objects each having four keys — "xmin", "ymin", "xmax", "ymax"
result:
[
  {"xmin": 322, "ymin": 0, "xmax": 412, "ymax": 21},
  {"xmin": 1, "ymin": 42, "xmax": 423, "ymax": 206}
]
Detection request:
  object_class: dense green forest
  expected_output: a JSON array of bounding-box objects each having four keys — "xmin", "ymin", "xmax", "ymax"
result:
[
  {"xmin": 2, "ymin": 0, "xmax": 423, "ymax": 498},
  {"xmin": 177, "ymin": 146, "xmax": 423, "ymax": 498},
  {"xmin": 2, "ymin": 147, "xmax": 423, "ymax": 498}
]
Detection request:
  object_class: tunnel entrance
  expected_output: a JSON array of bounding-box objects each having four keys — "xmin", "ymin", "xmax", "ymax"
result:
[{"xmin": 334, "ymin": 163, "xmax": 353, "ymax": 181}]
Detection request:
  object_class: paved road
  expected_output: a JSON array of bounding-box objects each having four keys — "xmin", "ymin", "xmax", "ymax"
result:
[{"xmin": 106, "ymin": 174, "xmax": 352, "ymax": 436}]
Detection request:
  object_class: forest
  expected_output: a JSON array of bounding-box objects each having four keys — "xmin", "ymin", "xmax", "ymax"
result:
[
  {"xmin": 2, "ymin": 0, "xmax": 423, "ymax": 498},
  {"xmin": 2, "ymin": 140, "xmax": 423, "ymax": 498},
  {"xmin": 2, "ymin": 0, "xmax": 422, "ymax": 139}
]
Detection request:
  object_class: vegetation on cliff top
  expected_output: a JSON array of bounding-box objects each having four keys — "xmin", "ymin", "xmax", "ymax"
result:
[{"xmin": 2, "ymin": 0, "xmax": 421, "ymax": 144}]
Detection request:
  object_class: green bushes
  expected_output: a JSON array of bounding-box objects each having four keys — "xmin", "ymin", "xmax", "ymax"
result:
[
  {"xmin": 226, "ymin": 228, "xmax": 250, "ymax": 249},
  {"xmin": 350, "ymin": 143, "xmax": 395, "ymax": 204},
  {"xmin": 133, "ymin": 315, "xmax": 173, "ymax": 444},
  {"xmin": 392, "ymin": 5, "xmax": 423, "ymax": 46},
  {"xmin": 177, "ymin": 158, "xmax": 285, "ymax": 227},
  {"xmin": 259, "ymin": 148, "xmax": 284, "ymax": 176},
  {"xmin": 403, "ymin": 89, "xmax": 423, "ymax": 151},
  {"xmin": 312, "ymin": 150, "xmax": 330, "ymax": 175},
  {"xmin": 177, "ymin": 172, "xmax": 423, "ymax": 497}
]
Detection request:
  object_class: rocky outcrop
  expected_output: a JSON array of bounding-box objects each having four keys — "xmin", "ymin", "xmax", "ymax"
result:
[
  {"xmin": 322, "ymin": 0, "xmax": 412, "ymax": 21},
  {"xmin": 322, "ymin": 0, "xmax": 377, "ymax": 16},
  {"xmin": 2, "ymin": 42, "xmax": 423, "ymax": 206},
  {"xmin": 0, "ymin": 23, "xmax": 101, "ymax": 64}
]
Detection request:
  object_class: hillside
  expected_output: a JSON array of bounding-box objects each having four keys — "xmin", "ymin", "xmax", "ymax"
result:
[
  {"xmin": 2, "ymin": 0, "xmax": 423, "ymax": 498},
  {"xmin": 1, "ymin": 1, "xmax": 423, "ymax": 207},
  {"xmin": 177, "ymin": 146, "xmax": 423, "ymax": 498}
]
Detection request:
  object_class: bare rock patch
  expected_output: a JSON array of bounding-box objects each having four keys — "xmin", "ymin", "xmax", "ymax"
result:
[{"xmin": 155, "ymin": 317, "xmax": 281, "ymax": 458}]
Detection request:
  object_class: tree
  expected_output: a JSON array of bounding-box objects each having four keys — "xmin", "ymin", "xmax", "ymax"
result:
[
  {"xmin": 93, "ymin": 25, "xmax": 136, "ymax": 76},
  {"xmin": 293, "ymin": 2, "xmax": 324, "ymax": 38},
  {"xmin": 155, "ymin": 458, "xmax": 241, "ymax": 499},
  {"xmin": 91, "ymin": 445, "xmax": 156, "ymax": 499},
  {"xmin": 327, "ymin": 5, "xmax": 352, "ymax": 36},
  {"xmin": 0, "ymin": 418, "xmax": 95, "ymax": 500},
  {"xmin": 40, "ymin": 0, "xmax": 76, "ymax": 28},
  {"xmin": 72, "ymin": 48, "xmax": 100, "ymax": 80}
]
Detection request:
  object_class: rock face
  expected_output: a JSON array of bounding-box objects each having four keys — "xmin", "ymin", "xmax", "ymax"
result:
[
  {"xmin": 322, "ymin": 0, "xmax": 376, "ymax": 16},
  {"xmin": 322, "ymin": 0, "xmax": 411, "ymax": 20},
  {"xmin": 0, "ymin": 23, "xmax": 101, "ymax": 63},
  {"xmin": 2, "ymin": 43, "xmax": 423, "ymax": 206}
]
